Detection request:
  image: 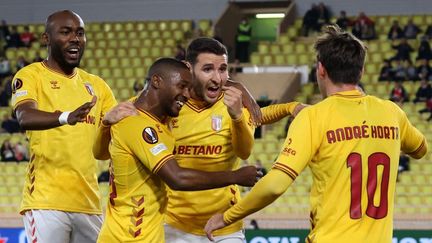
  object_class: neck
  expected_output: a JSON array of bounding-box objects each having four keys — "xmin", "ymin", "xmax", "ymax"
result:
[
  {"xmin": 44, "ymin": 57, "xmax": 75, "ymax": 76},
  {"xmin": 134, "ymin": 90, "xmax": 167, "ymax": 122},
  {"xmin": 326, "ymin": 79, "xmax": 360, "ymax": 96}
]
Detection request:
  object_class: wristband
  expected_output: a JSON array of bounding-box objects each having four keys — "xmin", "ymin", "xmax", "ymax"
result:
[{"xmin": 58, "ymin": 111, "xmax": 71, "ymax": 125}]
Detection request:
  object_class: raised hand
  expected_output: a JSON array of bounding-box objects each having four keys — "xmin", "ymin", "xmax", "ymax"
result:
[
  {"xmin": 204, "ymin": 213, "xmax": 227, "ymax": 241},
  {"xmin": 102, "ymin": 101, "xmax": 138, "ymax": 126},
  {"xmin": 233, "ymin": 165, "xmax": 263, "ymax": 187},
  {"xmin": 222, "ymin": 85, "xmax": 243, "ymax": 120},
  {"xmin": 225, "ymin": 79, "xmax": 262, "ymax": 126},
  {"xmin": 68, "ymin": 96, "xmax": 97, "ymax": 125}
]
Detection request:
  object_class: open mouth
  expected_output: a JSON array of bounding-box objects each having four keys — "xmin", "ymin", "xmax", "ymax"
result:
[
  {"xmin": 66, "ymin": 48, "xmax": 80, "ymax": 59},
  {"xmin": 175, "ymin": 100, "xmax": 185, "ymax": 109},
  {"xmin": 207, "ymin": 86, "xmax": 220, "ymax": 98}
]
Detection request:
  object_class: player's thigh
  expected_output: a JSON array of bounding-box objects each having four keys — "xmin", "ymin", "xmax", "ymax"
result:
[
  {"xmin": 214, "ymin": 230, "xmax": 245, "ymax": 243},
  {"xmin": 164, "ymin": 224, "xmax": 206, "ymax": 243},
  {"xmin": 70, "ymin": 213, "xmax": 103, "ymax": 243},
  {"xmin": 23, "ymin": 209, "xmax": 72, "ymax": 243}
]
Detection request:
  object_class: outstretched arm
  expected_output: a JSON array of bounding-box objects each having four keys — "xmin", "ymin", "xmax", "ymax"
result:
[
  {"xmin": 260, "ymin": 102, "xmax": 306, "ymax": 125},
  {"xmin": 157, "ymin": 159, "xmax": 263, "ymax": 191},
  {"xmin": 204, "ymin": 169, "xmax": 293, "ymax": 241},
  {"xmin": 15, "ymin": 96, "xmax": 97, "ymax": 130}
]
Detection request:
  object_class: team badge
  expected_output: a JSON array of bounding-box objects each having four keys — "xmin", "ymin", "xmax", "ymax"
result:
[
  {"xmin": 211, "ymin": 115, "xmax": 222, "ymax": 132},
  {"xmin": 12, "ymin": 78, "xmax": 23, "ymax": 94},
  {"xmin": 84, "ymin": 83, "xmax": 95, "ymax": 95},
  {"xmin": 142, "ymin": 127, "xmax": 158, "ymax": 144}
]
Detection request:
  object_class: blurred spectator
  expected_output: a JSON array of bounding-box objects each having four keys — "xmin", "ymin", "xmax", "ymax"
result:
[
  {"xmin": 301, "ymin": 4, "xmax": 320, "ymax": 36},
  {"xmin": 132, "ymin": 80, "xmax": 143, "ymax": 95},
  {"xmin": 403, "ymin": 18, "xmax": 421, "ymax": 39},
  {"xmin": 419, "ymin": 97, "xmax": 432, "ymax": 121},
  {"xmin": 255, "ymin": 159, "xmax": 267, "ymax": 176},
  {"xmin": 33, "ymin": 52, "xmax": 44, "ymax": 62},
  {"xmin": 398, "ymin": 152, "xmax": 410, "ymax": 173},
  {"xmin": 6, "ymin": 26, "xmax": 22, "ymax": 48},
  {"xmin": 392, "ymin": 60, "xmax": 407, "ymax": 81},
  {"xmin": 316, "ymin": 2, "xmax": 331, "ymax": 28},
  {"xmin": 98, "ymin": 170, "xmax": 109, "ymax": 183},
  {"xmin": 0, "ymin": 76, "xmax": 12, "ymax": 106},
  {"xmin": 16, "ymin": 56, "xmax": 29, "ymax": 71},
  {"xmin": 1, "ymin": 113, "xmax": 21, "ymax": 133},
  {"xmin": 235, "ymin": 18, "xmax": 252, "ymax": 62},
  {"xmin": 378, "ymin": 59, "xmax": 394, "ymax": 81},
  {"xmin": 14, "ymin": 142, "xmax": 29, "ymax": 162},
  {"xmin": 389, "ymin": 81, "xmax": 409, "ymax": 103},
  {"xmin": 413, "ymin": 78, "xmax": 432, "ymax": 103},
  {"xmin": 250, "ymin": 219, "xmax": 259, "ymax": 230},
  {"xmin": 20, "ymin": 26, "xmax": 36, "ymax": 48},
  {"xmin": 229, "ymin": 59, "xmax": 243, "ymax": 76},
  {"xmin": 335, "ymin": 10, "xmax": 351, "ymax": 30},
  {"xmin": 0, "ymin": 56, "xmax": 12, "ymax": 79},
  {"xmin": 1, "ymin": 139, "xmax": 16, "ymax": 161},
  {"xmin": 416, "ymin": 59, "xmax": 432, "ymax": 80},
  {"xmin": 391, "ymin": 38, "xmax": 414, "ymax": 61},
  {"xmin": 405, "ymin": 59, "xmax": 418, "ymax": 81},
  {"xmin": 387, "ymin": 20, "xmax": 404, "ymax": 40},
  {"xmin": 0, "ymin": 20, "xmax": 10, "ymax": 43},
  {"xmin": 174, "ymin": 44, "xmax": 186, "ymax": 61},
  {"xmin": 426, "ymin": 24, "xmax": 432, "ymax": 39},
  {"xmin": 416, "ymin": 36, "xmax": 432, "ymax": 61},
  {"xmin": 352, "ymin": 12, "xmax": 375, "ymax": 40}
]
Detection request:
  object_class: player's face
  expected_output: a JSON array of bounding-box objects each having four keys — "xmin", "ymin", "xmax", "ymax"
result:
[
  {"xmin": 47, "ymin": 13, "xmax": 86, "ymax": 69},
  {"xmin": 161, "ymin": 69, "xmax": 192, "ymax": 117},
  {"xmin": 190, "ymin": 53, "xmax": 228, "ymax": 105}
]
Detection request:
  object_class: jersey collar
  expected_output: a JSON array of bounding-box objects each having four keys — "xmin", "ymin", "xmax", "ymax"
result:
[{"xmin": 331, "ymin": 89, "xmax": 365, "ymax": 98}]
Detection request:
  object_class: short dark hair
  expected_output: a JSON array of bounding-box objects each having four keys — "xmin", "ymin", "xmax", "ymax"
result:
[
  {"xmin": 146, "ymin": 57, "xmax": 189, "ymax": 82},
  {"xmin": 314, "ymin": 25, "xmax": 367, "ymax": 84},
  {"xmin": 186, "ymin": 37, "xmax": 227, "ymax": 65}
]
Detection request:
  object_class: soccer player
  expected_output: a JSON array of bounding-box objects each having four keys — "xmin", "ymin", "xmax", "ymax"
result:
[
  {"xmin": 204, "ymin": 25, "xmax": 428, "ymax": 243},
  {"xmin": 164, "ymin": 37, "xmax": 304, "ymax": 242},
  {"xmin": 11, "ymin": 10, "xmax": 134, "ymax": 243},
  {"xmin": 96, "ymin": 57, "xmax": 262, "ymax": 243}
]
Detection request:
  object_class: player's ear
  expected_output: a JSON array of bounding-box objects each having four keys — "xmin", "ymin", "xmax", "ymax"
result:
[
  {"xmin": 42, "ymin": 32, "xmax": 49, "ymax": 46},
  {"xmin": 317, "ymin": 61, "xmax": 326, "ymax": 79},
  {"xmin": 150, "ymin": 74, "xmax": 162, "ymax": 89}
]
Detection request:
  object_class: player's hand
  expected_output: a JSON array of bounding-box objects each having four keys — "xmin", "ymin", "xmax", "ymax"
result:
[
  {"xmin": 225, "ymin": 79, "xmax": 262, "ymax": 126},
  {"xmin": 102, "ymin": 101, "xmax": 138, "ymax": 126},
  {"xmin": 204, "ymin": 213, "xmax": 227, "ymax": 241},
  {"xmin": 233, "ymin": 165, "xmax": 263, "ymax": 187},
  {"xmin": 68, "ymin": 96, "xmax": 97, "ymax": 125},
  {"xmin": 222, "ymin": 85, "xmax": 243, "ymax": 120},
  {"xmin": 292, "ymin": 103, "xmax": 308, "ymax": 117}
]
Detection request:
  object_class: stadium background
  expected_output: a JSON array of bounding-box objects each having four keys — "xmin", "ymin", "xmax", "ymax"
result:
[{"xmin": 0, "ymin": 0, "xmax": 431, "ymax": 242}]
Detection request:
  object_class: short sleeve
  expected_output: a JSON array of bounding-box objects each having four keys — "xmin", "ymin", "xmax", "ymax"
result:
[{"xmin": 11, "ymin": 67, "xmax": 38, "ymax": 108}]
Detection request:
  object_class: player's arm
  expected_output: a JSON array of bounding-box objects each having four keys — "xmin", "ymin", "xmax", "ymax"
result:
[
  {"xmin": 204, "ymin": 169, "xmax": 293, "ymax": 241},
  {"xmin": 15, "ymin": 96, "xmax": 96, "ymax": 130},
  {"xmin": 157, "ymin": 159, "xmax": 262, "ymax": 191},
  {"xmin": 260, "ymin": 102, "xmax": 306, "ymax": 125},
  {"xmin": 93, "ymin": 101, "xmax": 138, "ymax": 160},
  {"xmin": 224, "ymin": 85, "xmax": 254, "ymax": 159},
  {"xmin": 398, "ymin": 106, "xmax": 428, "ymax": 159}
]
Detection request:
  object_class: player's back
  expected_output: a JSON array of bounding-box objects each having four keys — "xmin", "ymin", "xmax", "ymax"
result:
[{"xmin": 302, "ymin": 90, "xmax": 425, "ymax": 242}]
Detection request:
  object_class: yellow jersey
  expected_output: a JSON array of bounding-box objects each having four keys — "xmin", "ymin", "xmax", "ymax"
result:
[
  {"xmin": 273, "ymin": 90, "xmax": 426, "ymax": 243},
  {"xmin": 165, "ymin": 95, "xmax": 254, "ymax": 236},
  {"xmin": 98, "ymin": 109, "xmax": 174, "ymax": 243},
  {"xmin": 11, "ymin": 62, "xmax": 117, "ymax": 215}
]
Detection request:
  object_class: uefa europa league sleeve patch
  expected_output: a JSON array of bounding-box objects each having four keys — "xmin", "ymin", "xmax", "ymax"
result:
[
  {"xmin": 12, "ymin": 78, "xmax": 23, "ymax": 94},
  {"xmin": 142, "ymin": 127, "xmax": 159, "ymax": 144}
]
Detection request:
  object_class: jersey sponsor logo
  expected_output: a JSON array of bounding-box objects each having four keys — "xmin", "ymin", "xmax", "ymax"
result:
[
  {"xmin": 50, "ymin": 80, "xmax": 60, "ymax": 89},
  {"xmin": 150, "ymin": 143, "xmax": 167, "ymax": 155},
  {"xmin": 326, "ymin": 123, "xmax": 399, "ymax": 144},
  {"xmin": 173, "ymin": 145, "xmax": 223, "ymax": 155},
  {"xmin": 11, "ymin": 78, "xmax": 23, "ymax": 94},
  {"xmin": 84, "ymin": 83, "xmax": 95, "ymax": 96},
  {"xmin": 143, "ymin": 127, "xmax": 158, "ymax": 144},
  {"xmin": 211, "ymin": 115, "xmax": 222, "ymax": 131}
]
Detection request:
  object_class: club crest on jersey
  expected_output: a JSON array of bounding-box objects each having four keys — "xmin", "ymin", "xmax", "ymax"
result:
[
  {"xmin": 84, "ymin": 83, "xmax": 95, "ymax": 96},
  {"xmin": 142, "ymin": 127, "xmax": 158, "ymax": 144},
  {"xmin": 211, "ymin": 115, "xmax": 222, "ymax": 132},
  {"xmin": 12, "ymin": 78, "xmax": 23, "ymax": 94}
]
